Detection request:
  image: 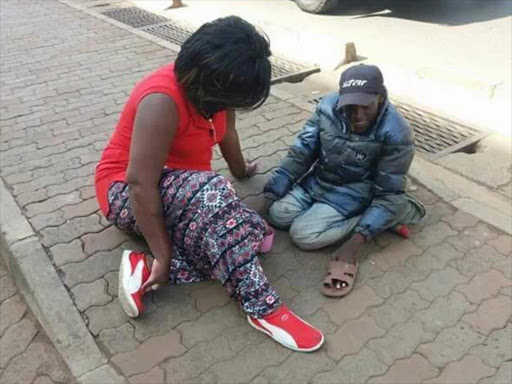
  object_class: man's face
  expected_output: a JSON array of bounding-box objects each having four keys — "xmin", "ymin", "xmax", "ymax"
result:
[{"xmin": 343, "ymin": 97, "xmax": 380, "ymax": 134}]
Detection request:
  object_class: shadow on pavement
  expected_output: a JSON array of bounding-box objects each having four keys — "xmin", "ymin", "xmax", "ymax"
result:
[{"xmin": 326, "ymin": 0, "xmax": 512, "ymax": 26}]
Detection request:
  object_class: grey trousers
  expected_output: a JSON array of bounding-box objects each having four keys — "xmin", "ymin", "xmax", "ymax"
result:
[{"xmin": 268, "ymin": 185, "xmax": 423, "ymax": 251}]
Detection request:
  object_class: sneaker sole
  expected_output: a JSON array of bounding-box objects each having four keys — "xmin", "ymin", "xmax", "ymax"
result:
[
  {"xmin": 247, "ymin": 316, "xmax": 324, "ymax": 352},
  {"xmin": 118, "ymin": 250, "xmax": 140, "ymax": 318}
]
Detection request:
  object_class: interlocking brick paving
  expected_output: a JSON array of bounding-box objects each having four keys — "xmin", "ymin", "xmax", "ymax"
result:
[{"xmin": 1, "ymin": 1, "xmax": 510, "ymax": 382}]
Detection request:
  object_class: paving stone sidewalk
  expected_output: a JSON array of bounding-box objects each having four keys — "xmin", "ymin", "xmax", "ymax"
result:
[
  {"xmin": 0, "ymin": 258, "xmax": 75, "ymax": 384},
  {"xmin": 1, "ymin": 1, "xmax": 511, "ymax": 383}
]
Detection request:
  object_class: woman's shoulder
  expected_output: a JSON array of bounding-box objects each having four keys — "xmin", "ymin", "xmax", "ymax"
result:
[
  {"xmin": 136, "ymin": 63, "xmax": 180, "ymax": 93},
  {"xmin": 129, "ymin": 63, "xmax": 188, "ymax": 115}
]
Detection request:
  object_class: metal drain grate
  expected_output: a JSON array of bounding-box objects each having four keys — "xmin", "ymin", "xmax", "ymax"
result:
[
  {"xmin": 99, "ymin": 4, "xmax": 317, "ymax": 85},
  {"xmin": 393, "ymin": 101, "xmax": 487, "ymax": 159},
  {"xmin": 309, "ymin": 96, "xmax": 486, "ymax": 159},
  {"xmin": 142, "ymin": 22, "xmax": 320, "ymax": 84},
  {"xmin": 141, "ymin": 22, "xmax": 194, "ymax": 46},
  {"xmin": 102, "ymin": 7, "xmax": 167, "ymax": 28}
]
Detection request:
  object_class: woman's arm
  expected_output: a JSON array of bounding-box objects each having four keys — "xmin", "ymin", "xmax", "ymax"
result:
[
  {"xmin": 126, "ymin": 93, "xmax": 178, "ymax": 290},
  {"xmin": 219, "ymin": 110, "xmax": 256, "ymax": 178}
]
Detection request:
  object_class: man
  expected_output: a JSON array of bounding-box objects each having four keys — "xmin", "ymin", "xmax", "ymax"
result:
[{"xmin": 264, "ymin": 64, "xmax": 425, "ymax": 298}]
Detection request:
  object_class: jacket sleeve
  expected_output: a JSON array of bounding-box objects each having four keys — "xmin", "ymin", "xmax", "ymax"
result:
[
  {"xmin": 354, "ymin": 124, "xmax": 415, "ymax": 238},
  {"xmin": 263, "ymin": 107, "xmax": 321, "ymax": 200}
]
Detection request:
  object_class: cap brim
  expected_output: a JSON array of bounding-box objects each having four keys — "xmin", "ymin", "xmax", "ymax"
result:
[{"xmin": 338, "ymin": 93, "xmax": 378, "ymax": 108}]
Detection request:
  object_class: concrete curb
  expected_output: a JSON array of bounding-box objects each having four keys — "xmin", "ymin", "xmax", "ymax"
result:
[
  {"xmin": 0, "ymin": 179, "xmax": 122, "ymax": 383},
  {"xmin": 410, "ymin": 156, "xmax": 512, "ymax": 235}
]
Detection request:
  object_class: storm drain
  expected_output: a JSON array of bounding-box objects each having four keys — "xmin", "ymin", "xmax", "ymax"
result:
[
  {"xmin": 102, "ymin": 7, "xmax": 320, "ymax": 84},
  {"xmin": 102, "ymin": 6, "xmax": 167, "ymax": 28},
  {"xmin": 141, "ymin": 21, "xmax": 194, "ymax": 46},
  {"xmin": 309, "ymin": 97, "xmax": 486, "ymax": 159},
  {"xmin": 393, "ymin": 101, "xmax": 486, "ymax": 159}
]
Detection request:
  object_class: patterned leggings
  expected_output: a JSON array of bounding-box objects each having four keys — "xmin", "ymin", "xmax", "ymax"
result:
[{"xmin": 106, "ymin": 169, "xmax": 281, "ymax": 318}]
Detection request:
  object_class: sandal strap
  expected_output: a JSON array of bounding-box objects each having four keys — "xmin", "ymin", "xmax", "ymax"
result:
[
  {"xmin": 328, "ymin": 260, "xmax": 358, "ymax": 275},
  {"xmin": 324, "ymin": 261, "xmax": 358, "ymax": 287}
]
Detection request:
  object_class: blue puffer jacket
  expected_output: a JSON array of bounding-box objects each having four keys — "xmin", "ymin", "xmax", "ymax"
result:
[{"xmin": 264, "ymin": 91, "xmax": 419, "ymax": 238}]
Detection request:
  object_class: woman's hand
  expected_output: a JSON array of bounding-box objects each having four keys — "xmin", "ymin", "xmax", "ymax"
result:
[
  {"xmin": 142, "ymin": 256, "xmax": 171, "ymax": 293},
  {"xmin": 219, "ymin": 110, "xmax": 258, "ymax": 179},
  {"xmin": 244, "ymin": 159, "xmax": 258, "ymax": 178}
]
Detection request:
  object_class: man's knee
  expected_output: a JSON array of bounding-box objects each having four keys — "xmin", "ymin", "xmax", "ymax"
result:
[
  {"xmin": 267, "ymin": 200, "xmax": 299, "ymax": 229},
  {"xmin": 289, "ymin": 212, "xmax": 357, "ymax": 251},
  {"xmin": 289, "ymin": 220, "xmax": 324, "ymax": 251}
]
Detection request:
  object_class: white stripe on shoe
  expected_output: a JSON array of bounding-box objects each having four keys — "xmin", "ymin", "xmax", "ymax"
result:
[
  {"xmin": 257, "ymin": 318, "xmax": 299, "ymax": 350},
  {"xmin": 118, "ymin": 250, "xmax": 139, "ymax": 318},
  {"xmin": 126, "ymin": 259, "xmax": 145, "ymax": 294},
  {"xmin": 248, "ymin": 316, "xmax": 324, "ymax": 352}
]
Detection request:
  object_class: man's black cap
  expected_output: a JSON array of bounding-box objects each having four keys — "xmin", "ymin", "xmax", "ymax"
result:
[{"xmin": 338, "ymin": 64, "xmax": 384, "ymax": 108}]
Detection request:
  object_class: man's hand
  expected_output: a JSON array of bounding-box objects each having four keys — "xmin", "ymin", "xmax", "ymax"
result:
[{"xmin": 142, "ymin": 257, "xmax": 171, "ymax": 293}]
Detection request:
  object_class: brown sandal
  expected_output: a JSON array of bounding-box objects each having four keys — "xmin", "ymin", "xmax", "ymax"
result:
[{"xmin": 321, "ymin": 260, "xmax": 358, "ymax": 298}]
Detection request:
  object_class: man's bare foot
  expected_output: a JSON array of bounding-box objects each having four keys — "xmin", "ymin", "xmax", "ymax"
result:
[
  {"xmin": 330, "ymin": 233, "xmax": 365, "ymax": 290},
  {"xmin": 332, "ymin": 253, "xmax": 356, "ymax": 289}
]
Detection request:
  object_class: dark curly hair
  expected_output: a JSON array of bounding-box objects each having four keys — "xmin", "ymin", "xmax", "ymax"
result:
[{"xmin": 175, "ymin": 16, "xmax": 272, "ymax": 116}]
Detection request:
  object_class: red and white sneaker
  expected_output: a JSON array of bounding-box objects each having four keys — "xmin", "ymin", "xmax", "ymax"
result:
[
  {"xmin": 247, "ymin": 305, "xmax": 324, "ymax": 352},
  {"xmin": 118, "ymin": 250, "xmax": 150, "ymax": 318}
]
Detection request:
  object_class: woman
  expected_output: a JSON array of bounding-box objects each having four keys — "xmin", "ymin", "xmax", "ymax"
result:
[{"xmin": 95, "ymin": 16, "xmax": 323, "ymax": 352}]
